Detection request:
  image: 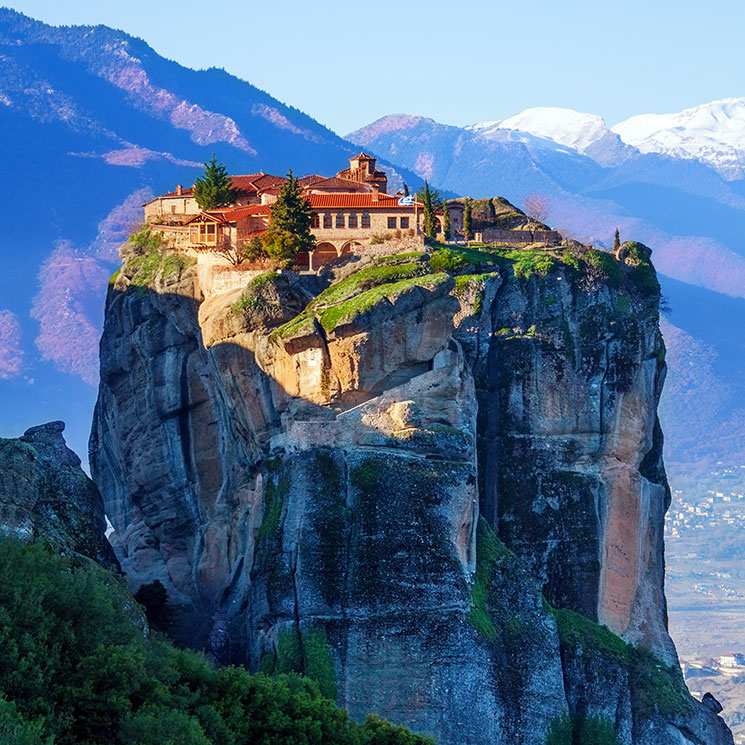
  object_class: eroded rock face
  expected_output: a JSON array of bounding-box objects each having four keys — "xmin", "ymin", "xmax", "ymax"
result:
[
  {"xmin": 91, "ymin": 248, "xmax": 732, "ymax": 745},
  {"xmin": 0, "ymin": 421, "xmax": 118, "ymax": 570}
]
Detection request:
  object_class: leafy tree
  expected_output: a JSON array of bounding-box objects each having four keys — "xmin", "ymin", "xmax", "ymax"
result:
[
  {"xmin": 0, "ymin": 536, "xmax": 434, "ymax": 745},
  {"xmin": 614, "ymin": 228, "xmax": 621, "ymax": 251},
  {"xmin": 242, "ymin": 235, "xmax": 268, "ymax": 263},
  {"xmin": 193, "ymin": 155, "xmax": 241, "ymax": 210},
  {"xmin": 134, "ymin": 579, "xmax": 172, "ymax": 634},
  {"xmin": 463, "ymin": 198, "xmax": 473, "ymax": 245},
  {"xmin": 0, "ymin": 698, "xmax": 52, "ymax": 745},
  {"xmin": 442, "ymin": 200, "xmax": 451, "ymax": 241},
  {"xmin": 261, "ymin": 230, "xmax": 304, "ymax": 268},
  {"xmin": 270, "ymin": 170, "xmax": 315, "ymax": 253}
]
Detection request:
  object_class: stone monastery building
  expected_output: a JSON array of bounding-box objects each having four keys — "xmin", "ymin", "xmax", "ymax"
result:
[{"xmin": 144, "ymin": 154, "xmax": 463, "ymax": 271}]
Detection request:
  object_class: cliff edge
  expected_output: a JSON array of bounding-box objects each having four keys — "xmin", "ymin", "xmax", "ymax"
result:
[{"xmin": 91, "ymin": 239, "xmax": 732, "ymax": 745}]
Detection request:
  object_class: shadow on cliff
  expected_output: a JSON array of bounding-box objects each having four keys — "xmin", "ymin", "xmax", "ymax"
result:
[{"xmin": 92, "ymin": 279, "xmax": 474, "ymax": 652}]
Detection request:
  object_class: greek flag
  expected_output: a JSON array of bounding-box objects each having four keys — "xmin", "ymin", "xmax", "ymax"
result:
[{"xmin": 398, "ymin": 195, "xmax": 415, "ymax": 206}]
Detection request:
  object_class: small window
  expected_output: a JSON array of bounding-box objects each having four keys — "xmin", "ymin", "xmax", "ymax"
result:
[
  {"xmin": 336, "ymin": 213, "xmax": 345, "ymax": 228},
  {"xmin": 190, "ymin": 224, "xmax": 200, "ymax": 243},
  {"xmin": 348, "ymin": 213, "xmax": 358, "ymax": 229},
  {"xmin": 387, "ymin": 217, "xmax": 397, "ymax": 229},
  {"xmin": 323, "ymin": 213, "xmax": 332, "ymax": 229},
  {"xmin": 400, "ymin": 217, "xmax": 409, "ymax": 229},
  {"xmin": 361, "ymin": 213, "xmax": 371, "ymax": 228},
  {"xmin": 171, "ymin": 205, "xmax": 176, "ymax": 214},
  {"xmin": 311, "ymin": 214, "xmax": 320, "ymax": 228}
]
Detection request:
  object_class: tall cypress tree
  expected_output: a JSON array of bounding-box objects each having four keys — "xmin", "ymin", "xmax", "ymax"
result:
[
  {"xmin": 420, "ymin": 181, "xmax": 437, "ymax": 239},
  {"xmin": 270, "ymin": 169, "xmax": 314, "ymax": 252},
  {"xmin": 193, "ymin": 154, "xmax": 240, "ymax": 210},
  {"xmin": 614, "ymin": 228, "xmax": 621, "ymax": 251},
  {"xmin": 443, "ymin": 200, "xmax": 451, "ymax": 241},
  {"xmin": 463, "ymin": 198, "xmax": 472, "ymax": 245}
]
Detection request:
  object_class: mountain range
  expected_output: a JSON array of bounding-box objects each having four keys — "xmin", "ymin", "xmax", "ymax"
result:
[
  {"xmin": 348, "ymin": 102, "xmax": 745, "ymax": 478},
  {"xmin": 0, "ymin": 8, "xmax": 420, "ymax": 460},
  {"xmin": 1, "ymin": 5, "xmax": 744, "ymax": 485}
]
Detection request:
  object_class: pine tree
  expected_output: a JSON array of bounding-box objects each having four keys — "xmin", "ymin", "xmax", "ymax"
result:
[
  {"xmin": 463, "ymin": 198, "xmax": 472, "ymax": 245},
  {"xmin": 443, "ymin": 200, "xmax": 451, "ymax": 241},
  {"xmin": 614, "ymin": 228, "xmax": 621, "ymax": 251},
  {"xmin": 403, "ymin": 183, "xmax": 410, "ymax": 197},
  {"xmin": 269, "ymin": 169, "xmax": 315, "ymax": 252},
  {"xmin": 193, "ymin": 154, "xmax": 240, "ymax": 210}
]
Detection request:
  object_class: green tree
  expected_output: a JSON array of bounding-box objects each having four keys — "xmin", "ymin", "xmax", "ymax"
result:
[
  {"xmin": 463, "ymin": 198, "xmax": 473, "ymax": 245},
  {"xmin": 614, "ymin": 228, "xmax": 621, "ymax": 251},
  {"xmin": 193, "ymin": 154, "xmax": 240, "ymax": 210},
  {"xmin": 442, "ymin": 200, "xmax": 451, "ymax": 241},
  {"xmin": 0, "ymin": 535, "xmax": 434, "ymax": 745},
  {"xmin": 134, "ymin": 580, "xmax": 172, "ymax": 634},
  {"xmin": 270, "ymin": 169, "xmax": 315, "ymax": 253},
  {"xmin": 418, "ymin": 181, "xmax": 438, "ymax": 240},
  {"xmin": 261, "ymin": 230, "xmax": 304, "ymax": 268},
  {"xmin": 403, "ymin": 183, "xmax": 409, "ymax": 196}
]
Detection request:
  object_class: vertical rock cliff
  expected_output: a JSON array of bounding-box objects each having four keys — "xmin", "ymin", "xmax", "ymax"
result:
[{"xmin": 91, "ymin": 240, "xmax": 732, "ymax": 744}]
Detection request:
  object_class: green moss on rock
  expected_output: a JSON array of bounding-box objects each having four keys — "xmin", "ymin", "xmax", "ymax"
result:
[{"xmin": 467, "ymin": 518, "xmax": 513, "ymax": 641}]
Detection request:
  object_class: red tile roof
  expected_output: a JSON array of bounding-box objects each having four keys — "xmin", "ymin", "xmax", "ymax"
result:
[
  {"xmin": 303, "ymin": 176, "xmax": 371, "ymax": 192},
  {"xmin": 305, "ymin": 193, "xmax": 420, "ymax": 209},
  {"xmin": 208, "ymin": 205, "xmax": 271, "ymax": 221},
  {"xmin": 185, "ymin": 205, "xmax": 271, "ymax": 225}
]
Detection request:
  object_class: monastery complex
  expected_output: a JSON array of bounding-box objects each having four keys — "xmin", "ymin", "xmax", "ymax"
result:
[{"xmin": 144, "ymin": 154, "xmax": 464, "ymax": 272}]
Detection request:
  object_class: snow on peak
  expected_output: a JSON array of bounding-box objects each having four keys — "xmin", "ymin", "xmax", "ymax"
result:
[
  {"xmin": 612, "ymin": 98, "xmax": 745, "ymax": 179},
  {"xmin": 468, "ymin": 107, "xmax": 631, "ymax": 166},
  {"xmin": 470, "ymin": 107, "xmax": 604, "ymax": 150}
]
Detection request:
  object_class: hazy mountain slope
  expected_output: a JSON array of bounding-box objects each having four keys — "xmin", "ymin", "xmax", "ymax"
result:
[
  {"xmin": 348, "ymin": 110, "xmax": 745, "ymax": 473},
  {"xmin": 0, "ymin": 8, "xmax": 421, "ymax": 459}
]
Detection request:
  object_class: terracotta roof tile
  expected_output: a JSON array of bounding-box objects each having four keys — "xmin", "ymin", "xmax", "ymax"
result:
[{"xmin": 306, "ymin": 193, "xmax": 420, "ymax": 209}]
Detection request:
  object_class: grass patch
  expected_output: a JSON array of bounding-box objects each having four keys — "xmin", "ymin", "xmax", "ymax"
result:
[
  {"xmin": 303, "ymin": 627, "xmax": 337, "ymax": 700},
  {"xmin": 309, "ymin": 262, "xmax": 426, "ymax": 309},
  {"xmin": 583, "ymin": 249, "xmax": 622, "ymax": 285},
  {"xmin": 317, "ymin": 273, "xmax": 449, "ymax": 332},
  {"xmin": 545, "ymin": 713, "xmax": 573, "ymax": 745},
  {"xmin": 467, "ymin": 518, "xmax": 513, "ymax": 641},
  {"xmin": 231, "ymin": 271, "xmax": 280, "ymax": 314},
  {"xmin": 108, "ymin": 269, "xmax": 120, "ymax": 289},
  {"xmin": 552, "ymin": 607, "xmax": 630, "ymax": 663},
  {"xmin": 257, "ymin": 472, "xmax": 289, "ymax": 541},
  {"xmin": 623, "ymin": 242, "xmax": 660, "ymax": 295},
  {"xmin": 373, "ymin": 252, "xmax": 425, "ymax": 265}
]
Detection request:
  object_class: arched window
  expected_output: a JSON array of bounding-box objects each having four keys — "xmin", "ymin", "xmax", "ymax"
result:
[{"xmin": 336, "ymin": 213, "xmax": 345, "ymax": 228}]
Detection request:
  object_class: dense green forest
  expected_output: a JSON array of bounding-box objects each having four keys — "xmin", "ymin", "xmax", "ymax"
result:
[{"xmin": 0, "ymin": 537, "xmax": 432, "ymax": 745}]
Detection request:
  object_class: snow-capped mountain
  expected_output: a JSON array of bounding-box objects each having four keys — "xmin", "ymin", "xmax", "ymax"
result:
[
  {"xmin": 468, "ymin": 107, "xmax": 632, "ymax": 166},
  {"xmin": 613, "ymin": 98, "xmax": 745, "ymax": 179}
]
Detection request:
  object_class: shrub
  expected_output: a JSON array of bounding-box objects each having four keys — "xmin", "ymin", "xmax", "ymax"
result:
[
  {"xmin": 127, "ymin": 226, "xmax": 165, "ymax": 254},
  {"xmin": 242, "ymin": 235, "xmax": 267, "ymax": 262},
  {"xmin": 261, "ymin": 229, "xmax": 303, "ymax": 267},
  {"xmin": 0, "ymin": 535, "xmax": 432, "ymax": 745},
  {"xmin": 430, "ymin": 248, "xmax": 467, "ymax": 272}
]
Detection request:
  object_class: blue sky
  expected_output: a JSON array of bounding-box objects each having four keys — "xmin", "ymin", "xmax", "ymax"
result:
[{"xmin": 5, "ymin": 0, "xmax": 745, "ymax": 135}]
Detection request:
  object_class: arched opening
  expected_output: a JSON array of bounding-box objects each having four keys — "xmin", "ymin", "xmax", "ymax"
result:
[
  {"xmin": 341, "ymin": 241, "xmax": 362, "ymax": 255},
  {"xmin": 313, "ymin": 242, "xmax": 339, "ymax": 266}
]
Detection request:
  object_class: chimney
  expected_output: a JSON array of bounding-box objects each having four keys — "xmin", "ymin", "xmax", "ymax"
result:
[
  {"xmin": 371, "ymin": 183, "xmax": 379, "ymax": 202},
  {"xmin": 176, "ymin": 184, "xmax": 183, "ymax": 196}
]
